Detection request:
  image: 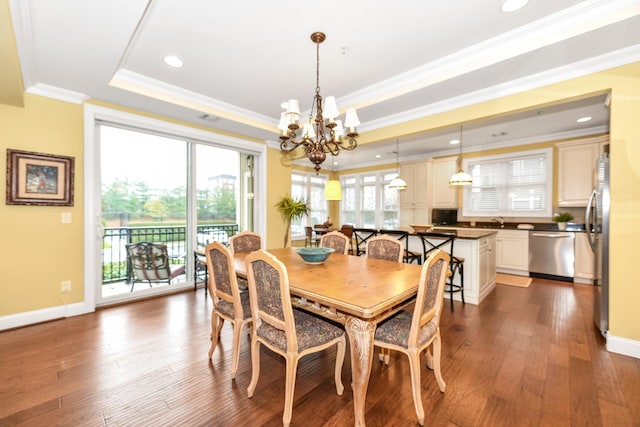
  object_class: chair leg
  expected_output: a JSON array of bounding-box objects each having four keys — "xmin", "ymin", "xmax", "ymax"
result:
[
  {"xmin": 230, "ymin": 320, "xmax": 243, "ymax": 380},
  {"xmin": 432, "ymin": 334, "xmax": 446, "ymax": 392},
  {"xmin": 334, "ymin": 337, "xmax": 346, "ymax": 395},
  {"xmin": 208, "ymin": 312, "xmax": 223, "ymax": 359},
  {"xmin": 283, "ymin": 354, "xmax": 299, "ymax": 427},
  {"xmin": 459, "ymin": 263, "xmax": 465, "ymax": 305},
  {"xmin": 407, "ymin": 351, "xmax": 425, "ymax": 426},
  {"xmin": 247, "ymin": 338, "xmax": 261, "ymax": 398}
]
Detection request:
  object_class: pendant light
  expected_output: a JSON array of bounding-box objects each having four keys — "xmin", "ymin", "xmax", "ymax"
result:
[
  {"xmin": 449, "ymin": 125, "xmax": 473, "ymax": 186},
  {"xmin": 324, "ymin": 157, "xmax": 343, "ymax": 200},
  {"xmin": 388, "ymin": 138, "xmax": 407, "ymax": 190}
]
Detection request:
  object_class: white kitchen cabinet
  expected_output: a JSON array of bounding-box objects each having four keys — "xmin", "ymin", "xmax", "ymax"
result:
[
  {"xmin": 479, "ymin": 234, "xmax": 497, "ymax": 296},
  {"xmin": 556, "ymin": 138, "xmax": 605, "ymax": 207},
  {"xmin": 495, "ymin": 229, "xmax": 529, "ymax": 275},
  {"xmin": 574, "ymin": 232, "xmax": 595, "ymax": 283},
  {"xmin": 430, "ymin": 156, "xmax": 458, "ymax": 208},
  {"xmin": 399, "ymin": 161, "xmax": 429, "ymax": 227}
]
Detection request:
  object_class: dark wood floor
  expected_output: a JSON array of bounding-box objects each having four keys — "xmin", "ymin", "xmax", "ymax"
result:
[{"xmin": 1, "ymin": 278, "xmax": 639, "ymax": 426}]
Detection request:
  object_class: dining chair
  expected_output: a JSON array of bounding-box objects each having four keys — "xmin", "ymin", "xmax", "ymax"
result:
[
  {"xmin": 417, "ymin": 231, "xmax": 464, "ymax": 311},
  {"xmin": 125, "ymin": 242, "xmax": 185, "ymax": 292},
  {"xmin": 229, "ymin": 231, "xmax": 262, "ymax": 254},
  {"xmin": 352, "ymin": 227, "xmax": 378, "ymax": 256},
  {"xmin": 366, "ymin": 234, "xmax": 404, "ymax": 263},
  {"xmin": 229, "ymin": 231, "xmax": 262, "ymax": 289},
  {"xmin": 244, "ymin": 249, "xmax": 346, "ymax": 427},
  {"xmin": 204, "ymin": 241, "xmax": 252, "ymax": 380},
  {"xmin": 338, "ymin": 224, "xmax": 355, "ymax": 254},
  {"xmin": 304, "ymin": 226, "xmax": 320, "ymax": 247},
  {"xmin": 319, "ymin": 230, "xmax": 350, "ymax": 255},
  {"xmin": 374, "ymin": 249, "xmax": 451, "ymax": 426},
  {"xmin": 379, "ymin": 229, "xmax": 422, "ymax": 264}
]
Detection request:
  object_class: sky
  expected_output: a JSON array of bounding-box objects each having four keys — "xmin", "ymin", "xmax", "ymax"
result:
[{"xmin": 100, "ymin": 125, "xmax": 239, "ymax": 190}]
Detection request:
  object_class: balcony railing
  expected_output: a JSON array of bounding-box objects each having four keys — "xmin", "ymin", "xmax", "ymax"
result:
[{"xmin": 102, "ymin": 224, "xmax": 238, "ymax": 284}]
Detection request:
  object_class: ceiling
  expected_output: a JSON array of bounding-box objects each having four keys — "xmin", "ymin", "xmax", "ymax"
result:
[{"xmin": 6, "ymin": 0, "xmax": 640, "ymax": 170}]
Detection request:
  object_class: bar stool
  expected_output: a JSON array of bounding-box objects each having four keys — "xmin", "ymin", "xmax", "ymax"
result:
[{"xmin": 417, "ymin": 231, "xmax": 465, "ymax": 311}]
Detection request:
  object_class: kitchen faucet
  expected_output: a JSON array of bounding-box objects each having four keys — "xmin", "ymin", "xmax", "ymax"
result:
[{"xmin": 491, "ymin": 216, "xmax": 504, "ymax": 228}]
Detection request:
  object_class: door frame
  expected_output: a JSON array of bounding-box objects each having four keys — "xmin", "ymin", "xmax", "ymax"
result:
[{"xmin": 83, "ymin": 104, "xmax": 267, "ymax": 308}]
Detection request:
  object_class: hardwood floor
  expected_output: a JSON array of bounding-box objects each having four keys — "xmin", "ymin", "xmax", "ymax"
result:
[{"xmin": 1, "ymin": 278, "xmax": 639, "ymax": 426}]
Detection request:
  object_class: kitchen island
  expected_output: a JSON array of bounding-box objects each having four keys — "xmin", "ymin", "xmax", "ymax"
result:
[{"xmin": 407, "ymin": 228, "xmax": 497, "ymax": 305}]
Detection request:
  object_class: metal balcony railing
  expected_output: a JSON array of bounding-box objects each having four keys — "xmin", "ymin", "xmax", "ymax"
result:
[{"xmin": 102, "ymin": 224, "xmax": 238, "ymax": 284}]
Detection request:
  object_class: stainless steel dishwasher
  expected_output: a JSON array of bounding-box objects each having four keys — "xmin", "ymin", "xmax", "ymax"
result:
[{"xmin": 529, "ymin": 231, "xmax": 575, "ymax": 280}]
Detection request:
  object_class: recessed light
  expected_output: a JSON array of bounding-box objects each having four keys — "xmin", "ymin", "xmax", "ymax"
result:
[
  {"xmin": 375, "ymin": 154, "xmax": 381, "ymax": 158},
  {"xmin": 450, "ymin": 139, "xmax": 460, "ymax": 145},
  {"xmin": 163, "ymin": 55, "xmax": 183, "ymax": 68},
  {"xmin": 577, "ymin": 116, "xmax": 592, "ymax": 123},
  {"xmin": 501, "ymin": 0, "xmax": 529, "ymax": 12}
]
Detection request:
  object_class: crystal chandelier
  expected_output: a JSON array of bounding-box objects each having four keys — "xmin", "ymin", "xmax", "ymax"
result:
[{"xmin": 278, "ymin": 32, "xmax": 360, "ymax": 173}]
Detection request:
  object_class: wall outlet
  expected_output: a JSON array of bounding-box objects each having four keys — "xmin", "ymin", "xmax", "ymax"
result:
[
  {"xmin": 61, "ymin": 212, "xmax": 72, "ymax": 223},
  {"xmin": 61, "ymin": 280, "xmax": 72, "ymax": 293}
]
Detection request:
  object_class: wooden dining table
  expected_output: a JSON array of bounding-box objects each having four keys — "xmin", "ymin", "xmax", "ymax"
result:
[{"xmin": 233, "ymin": 246, "xmax": 423, "ymax": 427}]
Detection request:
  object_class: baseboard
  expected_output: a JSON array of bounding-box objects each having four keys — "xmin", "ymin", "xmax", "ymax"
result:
[
  {"xmin": 0, "ymin": 302, "xmax": 94, "ymax": 331},
  {"xmin": 607, "ymin": 333, "xmax": 640, "ymax": 359}
]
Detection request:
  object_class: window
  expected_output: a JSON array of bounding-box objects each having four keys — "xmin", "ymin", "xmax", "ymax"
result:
[
  {"xmin": 291, "ymin": 172, "xmax": 328, "ymax": 239},
  {"xmin": 340, "ymin": 170, "xmax": 399, "ymax": 228},
  {"xmin": 461, "ymin": 148, "xmax": 552, "ymax": 218}
]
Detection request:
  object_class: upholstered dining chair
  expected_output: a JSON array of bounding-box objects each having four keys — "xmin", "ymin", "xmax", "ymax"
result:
[
  {"xmin": 379, "ymin": 229, "xmax": 422, "ymax": 264},
  {"xmin": 229, "ymin": 231, "xmax": 262, "ymax": 254},
  {"xmin": 204, "ymin": 241, "xmax": 252, "ymax": 380},
  {"xmin": 374, "ymin": 249, "xmax": 451, "ymax": 426},
  {"xmin": 125, "ymin": 242, "xmax": 185, "ymax": 292},
  {"xmin": 338, "ymin": 224, "xmax": 354, "ymax": 254},
  {"xmin": 244, "ymin": 249, "xmax": 346, "ymax": 427},
  {"xmin": 365, "ymin": 234, "xmax": 404, "ymax": 263},
  {"xmin": 320, "ymin": 230, "xmax": 350, "ymax": 255},
  {"xmin": 229, "ymin": 231, "xmax": 262, "ymax": 289},
  {"xmin": 417, "ymin": 231, "xmax": 464, "ymax": 311}
]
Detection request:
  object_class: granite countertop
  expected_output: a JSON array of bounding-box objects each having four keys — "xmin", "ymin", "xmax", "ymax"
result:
[
  {"xmin": 431, "ymin": 227, "xmax": 497, "ymax": 239},
  {"xmin": 435, "ymin": 222, "xmax": 587, "ymax": 232}
]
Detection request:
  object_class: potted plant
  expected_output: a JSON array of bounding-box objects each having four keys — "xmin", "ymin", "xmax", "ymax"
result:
[
  {"xmin": 552, "ymin": 212, "xmax": 574, "ymax": 230},
  {"xmin": 275, "ymin": 195, "xmax": 311, "ymax": 247}
]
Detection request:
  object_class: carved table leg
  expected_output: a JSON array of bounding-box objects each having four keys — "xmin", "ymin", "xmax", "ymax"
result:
[{"xmin": 345, "ymin": 316, "xmax": 376, "ymax": 427}]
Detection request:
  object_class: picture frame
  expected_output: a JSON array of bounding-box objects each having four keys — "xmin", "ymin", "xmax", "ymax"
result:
[{"xmin": 6, "ymin": 149, "xmax": 75, "ymax": 206}]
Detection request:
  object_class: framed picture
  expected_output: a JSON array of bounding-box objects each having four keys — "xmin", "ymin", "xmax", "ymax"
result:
[{"xmin": 6, "ymin": 149, "xmax": 75, "ymax": 206}]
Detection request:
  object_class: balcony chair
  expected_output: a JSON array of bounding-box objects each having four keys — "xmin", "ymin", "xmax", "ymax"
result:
[
  {"xmin": 125, "ymin": 242, "xmax": 186, "ymax": 292},
  {"xmin": 374, "ymin": 249, "xmax": 450, "ymax": 426},
  {"xmin": 319, "ymin": 230, "xmax": 350, "ymax": 255},
  {"xmin": 245, "ymin": 249, "xmax": 346, "ymax": 427},
  {"xmin": 417, "ymin": 231, "xmax": 464, "ymax": 311},
  {"xmin": 379, "ymin": 229, "xmax": 422, "ymax": 264},
  {"xmin": 365, "ymin": 234, "xmax": 404, "ymax": 263},
  {"xmin": 204, "ymin": 241, "xmax": 252, "ymax": 380},
  {"xmin": 352, "ymin": 227, "xmax": 378, "ymax": 256}
]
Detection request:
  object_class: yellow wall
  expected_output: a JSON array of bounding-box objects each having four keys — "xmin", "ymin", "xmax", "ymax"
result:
[
  {"xmin": 1, "ymin": 63, "xmax": 639, "ymax": 345},
  {"xmin": 0, "ymin": 94, "xmax": 84, "ymax": 315}
]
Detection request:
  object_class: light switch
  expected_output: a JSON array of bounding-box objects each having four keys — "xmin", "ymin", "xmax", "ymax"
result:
[{"xmin": 61, "ymin": 212, "xmax": 72, "ymax": 223}]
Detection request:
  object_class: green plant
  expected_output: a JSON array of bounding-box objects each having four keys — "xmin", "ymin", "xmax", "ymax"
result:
[
  {"xmin": 552, "ymin": 212, "xmax": 574, "ymax": 222},
  {"xmin": 275, "ymin": 195, "xmax": 311, "ymax": 247}
]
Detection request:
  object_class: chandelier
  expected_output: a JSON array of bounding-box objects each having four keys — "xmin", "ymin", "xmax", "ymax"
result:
[{"xmin": 278, "ymin": 32, "xmax": 360, "ymax": 173}]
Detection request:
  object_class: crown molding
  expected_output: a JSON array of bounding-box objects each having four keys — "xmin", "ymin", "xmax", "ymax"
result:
[
  {"xmin": 339, "ymin": 0, "xmax": 640, "ymax": 114},
  {"xmin": 26, "ymin": 83, "xmax": 90, "ymax": 104},
  {"xmin": 110, "ymin": 69, "xmax": 276, "ymax": 133},
  {"xmin": 361, "ymin": 44, "xmax": 640, "ymax": 134}
]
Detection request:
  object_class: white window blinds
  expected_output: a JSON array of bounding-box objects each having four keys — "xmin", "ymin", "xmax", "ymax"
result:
[{"xmin": 462, "ymin": 148, "xmax": 552, "ymax": 218}]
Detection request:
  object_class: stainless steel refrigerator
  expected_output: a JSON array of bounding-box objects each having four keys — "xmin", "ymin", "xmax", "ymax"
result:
[{"xmin": 586, "ymin": 149, "xmax": 610, "ymax": 336}]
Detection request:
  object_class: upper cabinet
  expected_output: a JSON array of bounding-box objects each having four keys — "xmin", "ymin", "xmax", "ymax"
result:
[
  {"xmin": 399, "ymin": 161, "xmax": 429, "ymax": 227},
  {"xmin": 430, "ymin": 156, "xmax": 458, "ymax": 208},
  {"xmin": 556, "ymin": 137, "xmax": 606, "ymax": 207}
]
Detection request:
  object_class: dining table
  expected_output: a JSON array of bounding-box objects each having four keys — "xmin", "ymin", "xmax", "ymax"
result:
[{"xmin": 232, "ymin": 246, "xmax": 423, "ymax": 427}]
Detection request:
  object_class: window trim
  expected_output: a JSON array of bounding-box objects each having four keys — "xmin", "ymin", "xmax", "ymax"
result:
[{"xmin": 461, "ymin": 147, "xmax": 552, "ymax": 219}]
